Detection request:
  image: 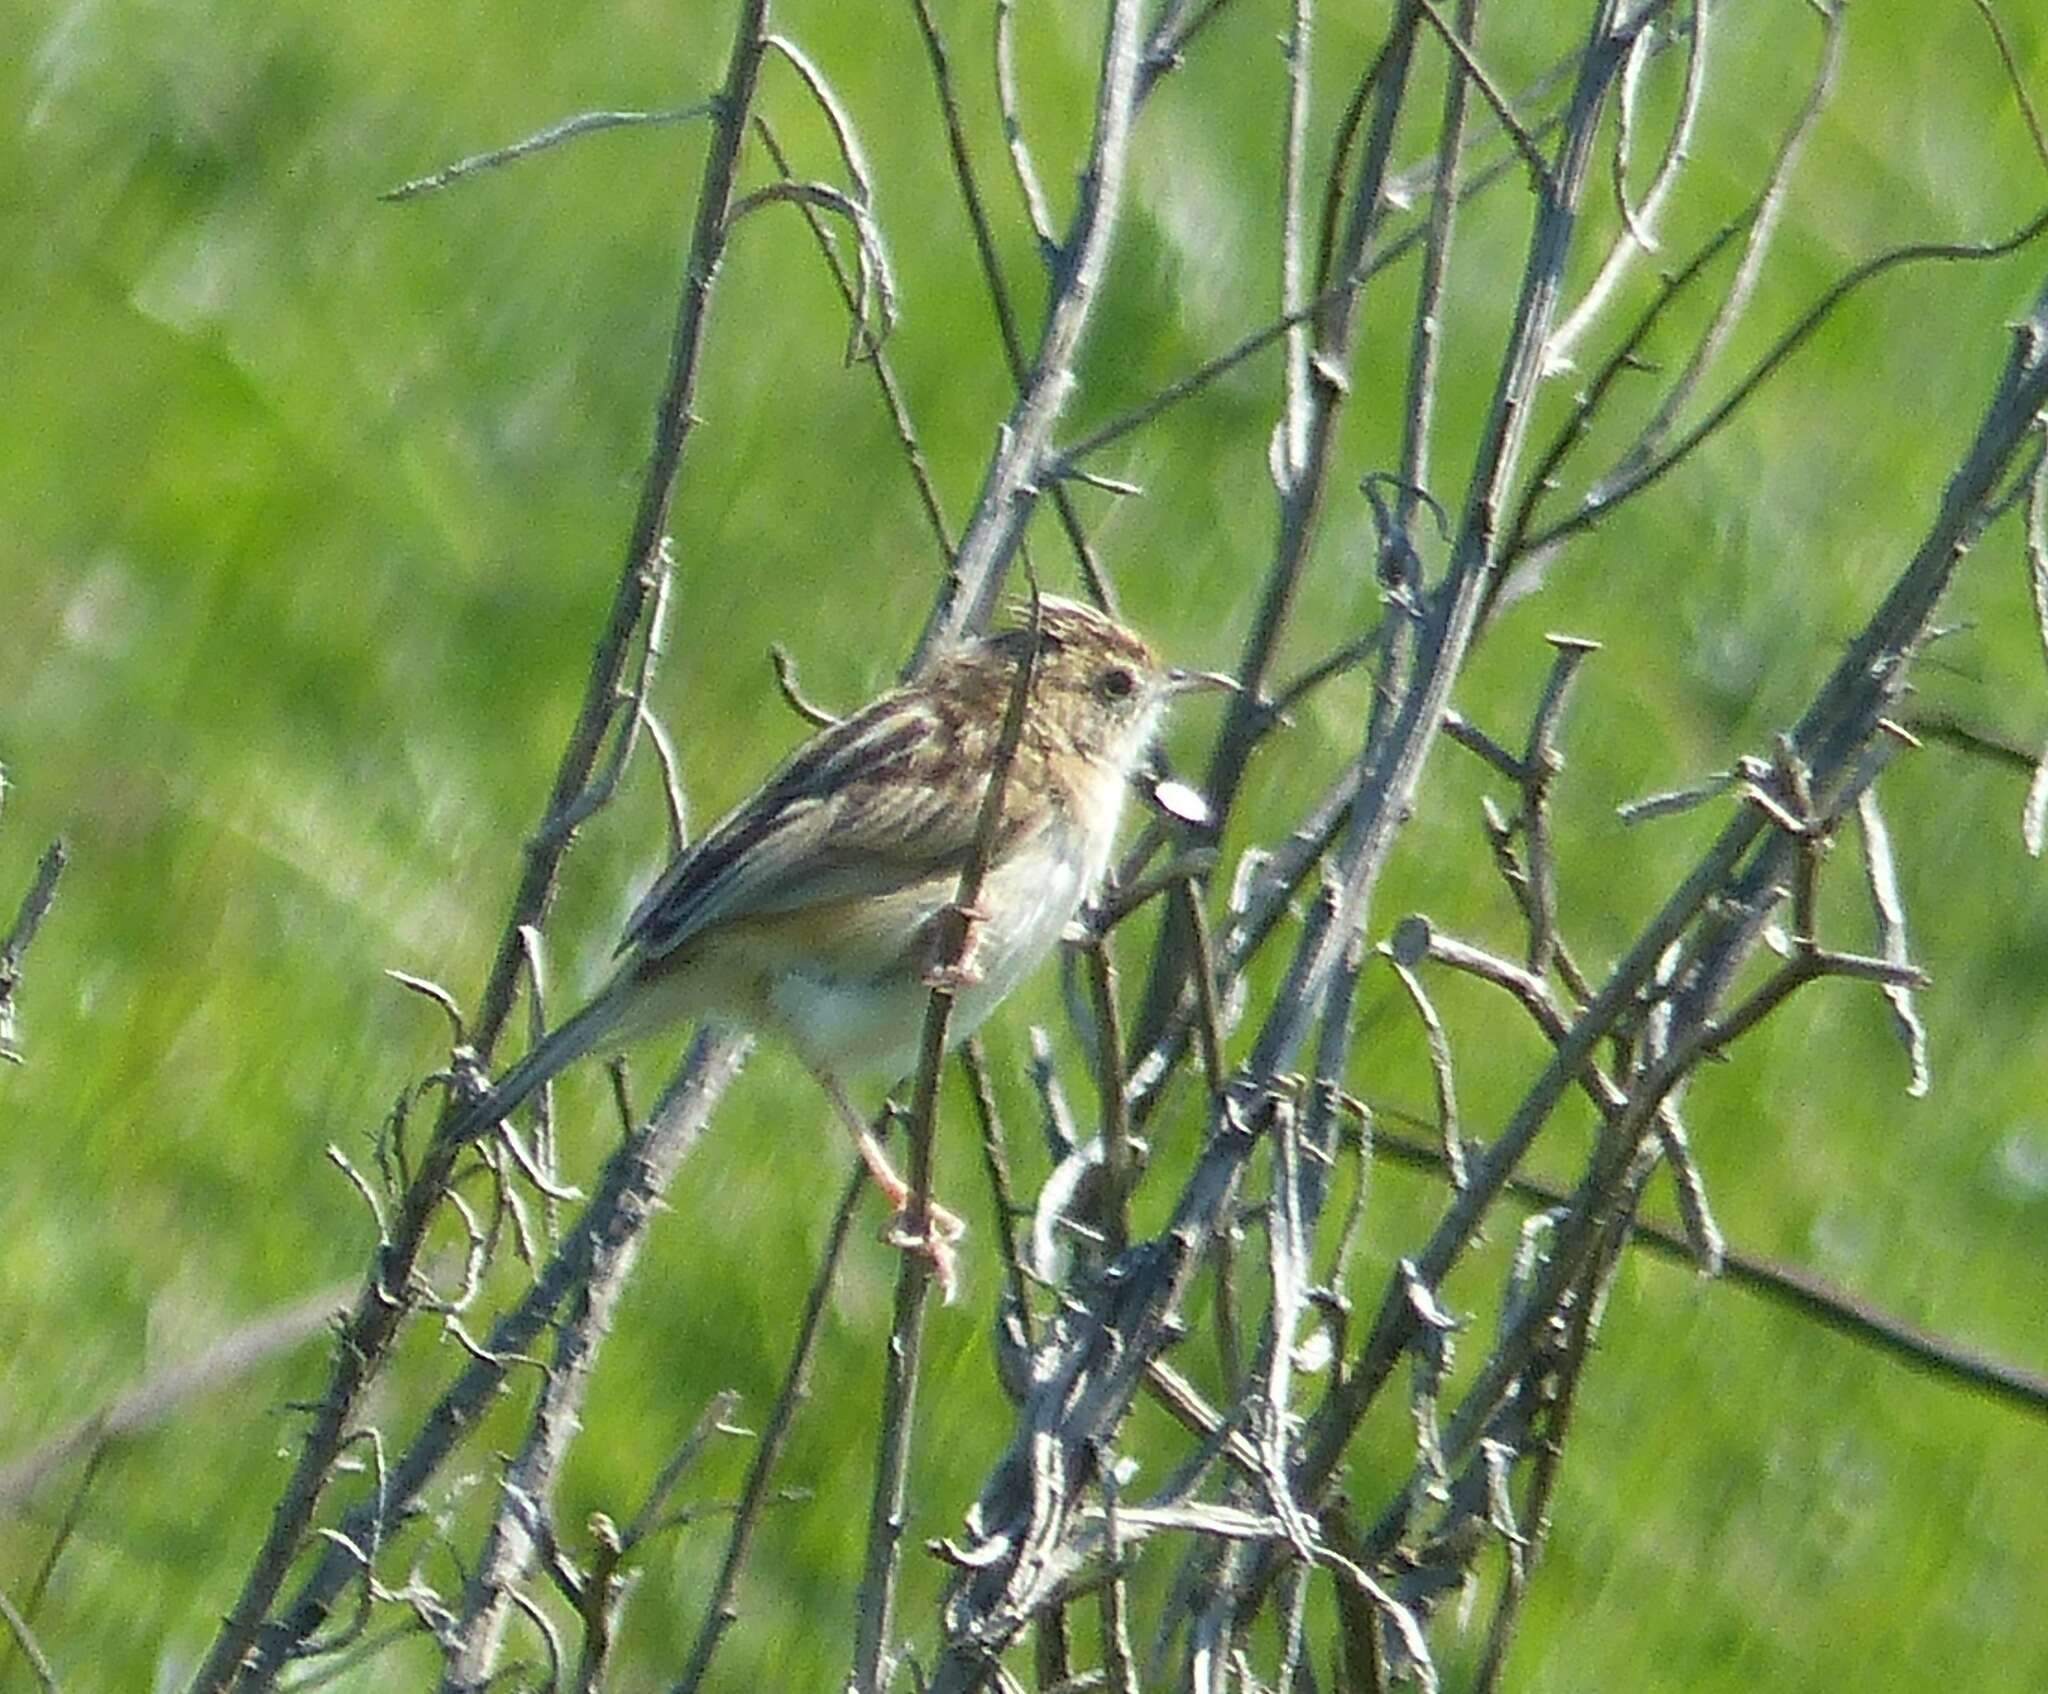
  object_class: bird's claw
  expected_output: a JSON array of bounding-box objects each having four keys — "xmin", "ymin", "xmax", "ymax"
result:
[
  {"xmin": 920, "ymin": 901, "xmax": 990, "ymax": 990},
  {"xmin": 881, "ymin": 1200, "xmax": 968, "ymax": 1304}
]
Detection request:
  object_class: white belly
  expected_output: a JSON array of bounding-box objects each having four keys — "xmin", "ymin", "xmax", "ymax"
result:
[{"xmin": 768, "ymin": 811, "xmax": 1113, "ymax": 1079}]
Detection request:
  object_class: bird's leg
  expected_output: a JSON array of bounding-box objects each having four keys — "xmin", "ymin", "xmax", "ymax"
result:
[{"xmin": 813, "ymin": 1068, "xmax": 966, "ymax": 1299}]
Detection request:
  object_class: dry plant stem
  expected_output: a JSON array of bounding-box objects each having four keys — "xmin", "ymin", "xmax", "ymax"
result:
[
  {"xmin": 1357, "ymin": 1113, "xmax": 2048, "ymax": 1416},
  {"xmin": 1493, "ymin": 216, "xmax": 1744, "ymax": 600},
  {"xmin": 1395, "ymin": 0, "xmax": 1479, "ymax": 541},
  {"xmin": 11, "ymin": 1447, "xmax": 103, "ymax": 1672},
  {"xmin": 1542, "ymin": 0, "xmax": 1707, "ymax": 371},
  {"xmin": 186, "ymin": 5, "xmax": 779, "ymax": 1683},
  {"xmin": 2025, "ymin": 448, "xmax": 2048, "ymax": 853},
  {"xmin": 1055, "ymin": 19, "xmax": 1671, "ymax": 485},
  {"xmin": 1385, "ymin": 953, "xmax": 1464, "ymax": 1188},
  {"xmin": 1031, "ymin": 1612, "xmax": 1071, "ymax": 1690},
  {"xmin": 993, "ymin": 0, "xmax": 1057, "ymax": 255},
  {"xmin": 235, "ymin": 1034, "xmax": 750, "ymax": 1686},
  {"xmin": 379, "ymin": 101, "xmax": 719, "ymax": 201},
  {"xmin": 1413, "ymin": 0, "xmax": 1552, "ymax": 189},
  {"xmin": 1130, "ymin": 4, "xmax": 1423, "ymax": 1056},
  {"xmin": 1098, "ymin": 1473, "xmax": 1140, "ymax": 1694},
  {"xmin": 551, "ymin": 552, "xmax": 676, "ymax": 842},
  {"xmin": 1298, "ymin": 919, "xmax": 1368, "ymax": 1235},
  {"xmin": 1305, "ymin": 271, "xmax": 2048, "ymax": 1528},
  {"xmin": 1585, "ymin": 3, "xmax": 1842, "ymax": 504},
  {"xmin": 912, "ymin": 0, "xmax": 1236, "ymax": 616},
  {"xmin": 1382, "ymin": 25, "xmax": 1578, "ymax": 208},
  {"xmin": 440, "ymin": 1097, "xmax": 757, "ymax": 1673},
  {"xmin": 910, "ymin": 0, "xmax": 1146, "ymax": 663},
  {"xmin": 1056, "ymin": 119, "xmax": 1578, "ymax": 481},
  {"xmin": 1383, "ymin": 935, "xmax": 1906, "ymax": 1524},
  {"xmin": 1052, "ymin": 285, "xmax": 1364, "ymax": 472},
  {"xmin": 1277, "ymin": 0, "xmax": 1314, "ymax": 489},
  {"xmin": 1124, "ymin": 755, "xmax": 1371, "ymax": 1128},
  {"xmin": 1909, "ymin": 707, "xmax": 2040, "ymax": 773},
  {"xmin": 1522, "ymin": 197, "xmax": 2048, "ymax": 558},
  {"xmin": 961, "ymin": 1040, "xmax": 1037, "ymax": 1343},
  {"xmin": 1407, "ymin": 916, "xmax": 1713, "ymax": 1259},
  {"xmin": 1177, "ymin": 879, "xmax": 1228, "ymax": 1102},
  {"xmin": 849, "ymin": 596, "xmax": 1046, "ymax": 1692},
  {"xmin": 0, "ymin": 838, "xmax": 65, "ymax": 1064},
  {"xmin": 0, "ymin": 1589, "xmax": 57, "ymax": 1694},
  {"xmin": 902, "ymin": 0, "xmax": 1114, "ymax": 614},
  {"xmin": 567, "ymin": 1390, "xmax": 743, "ymax": 1691},
  {"xmin": 751, "ymin": 115, "xmax": 954, "ymax": 563},
  {"xmin": 1971, "ymin": 0, "xmax": 2048, "ymax": 175},
  {"xmin": 672, "ymin": 1163, "xmax": 865, "ymax": 1694},
  {"xmin": 1272, "ymin": 1562, "xmax": 1312, "ymax": 1694},
  {"xmin": 1519, "ymin": 636, "xmax": 1599, "ymax": 975},
  {"xmin": 1244, "ymin": 0, "xmax": 1650, "ymax": 1203},
  {"xmin": 1361, "ymin": 1121, "xmax": 1667, "ymax": 1567},
  {"xmin": 931, "ymin": 2, "xmax": 1649, "ymax": 1644},
  {"xmin": 514, "ymin": 926, "xmax": 566, "ymax": 1220},
  {"xmin": 1139, "ymin": 0, "xmax": 1239, "ymax": 99},
  {"xmin": 622, "ymin": 1392, "xmax": 743, "ymax": 1550},
  {"xmin": 1472, "ymin": 1224, "xmax": 1617, "ymax": 1694},
  {"xmin": 1085, "ymin": 940, "xmax": 1136, "ymax": 1253}
]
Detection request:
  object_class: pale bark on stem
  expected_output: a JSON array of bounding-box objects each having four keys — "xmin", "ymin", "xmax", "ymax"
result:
[
  {"xmin": 909, "ymin": 0, "xmax": 1148, "ymax": 668},
  {"xmin": 183, "ymin": 4, "xmax": 776, "ymax": 1686}
]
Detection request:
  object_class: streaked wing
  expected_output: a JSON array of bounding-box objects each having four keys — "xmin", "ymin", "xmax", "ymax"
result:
[{"xmin": 619, "ymin": 689, "xmax": 1012, "ymax": 963}]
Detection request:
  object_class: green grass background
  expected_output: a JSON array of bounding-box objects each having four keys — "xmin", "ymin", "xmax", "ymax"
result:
[{"xmin": 3, "ymin": 1, "xmax": 2046, "ymax": 1688}]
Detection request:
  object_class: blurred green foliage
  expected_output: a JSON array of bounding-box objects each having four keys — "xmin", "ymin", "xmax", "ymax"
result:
[{"xmin": 2, "ymin": 1, "xmax": 2046, "ymax": 1689}]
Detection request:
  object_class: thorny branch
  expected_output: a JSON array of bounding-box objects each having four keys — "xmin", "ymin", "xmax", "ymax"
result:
[
  {"xmin": 185, "ymin": 2, "xmax": 781, "ymax": 1686},
  {"xmin": 68, "ymin": 2, "xmax": 2046, "ymax": 1690}
]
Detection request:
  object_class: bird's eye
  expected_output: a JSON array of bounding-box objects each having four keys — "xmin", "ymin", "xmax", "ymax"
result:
[{"xmin": 1098, "ymin": 666, "xmax": 1138, "ymax": 702}]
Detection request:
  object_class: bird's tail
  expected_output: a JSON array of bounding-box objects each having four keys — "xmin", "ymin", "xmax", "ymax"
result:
[{"xmin": 445, "ymin": 975, "xmax": 634, "ymax": 1146}]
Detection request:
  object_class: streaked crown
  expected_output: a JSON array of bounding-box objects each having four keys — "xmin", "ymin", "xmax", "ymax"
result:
[{"xmin": 964, "ymin": 596, "xmax": 1169, "ymax": 768}]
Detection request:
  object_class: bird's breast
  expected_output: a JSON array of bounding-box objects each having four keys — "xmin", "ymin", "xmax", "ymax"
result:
[{"xmin": 763, "ymin": 808, "xmax": 1114, "ymax": 1079}]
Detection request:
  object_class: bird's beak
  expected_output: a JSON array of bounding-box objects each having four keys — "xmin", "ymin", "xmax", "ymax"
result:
[{"xmin": 1165, "ymin": 668, "xmax": 1240, "ymax": 695}]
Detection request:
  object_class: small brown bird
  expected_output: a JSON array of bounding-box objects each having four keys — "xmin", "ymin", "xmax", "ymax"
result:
[{"xmin": 454, "ymin": 597, "xmax": 1229, "ymax": 1293}]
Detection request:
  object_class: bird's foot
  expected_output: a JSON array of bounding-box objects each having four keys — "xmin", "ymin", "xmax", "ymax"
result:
[
  {"xmin": 919, "ymin": 901, "xmax": 989, "ymax": 991},
  {"xmin": 880, "ymin": 1197, "xmax": 968, "ymax": 1304}
]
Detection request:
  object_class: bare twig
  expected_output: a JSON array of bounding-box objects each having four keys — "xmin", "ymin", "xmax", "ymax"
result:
[
  {"xmin": 1570, "ymin": 2, "xmax": 1842, "ymax": 506},
  {"xmin": 674, "ymin": 1163, "xmax": 865, "ymax": 1694},
  {"xmin": 960, "ymin": 1040, "xmax": 1037, "ymax": 1350},
  {"xmin": 239, "ymin": 1034, "xmax": 752, "ymax": 1682},
  {"xmin": 186, "ymin": 7, "xmax": 777, "ymax": 1682},
  {"xmin": 1383, "ymin": 949, "xmax": 1465, "ymax": 1190},
  {"xmin": 1544, "ymin": 0, "xmax": 1707, "ymax": 371},
  {"xmin": 441, "ymin": 1071, "xmax": 751, "ymax": 1681},
  {"xmin": 380, "ymin": 100, "xmax": 718, "ymax": 201},
  {"xmin": 1353, "ymin": 1108, "xmax": 2048, "ymax": 1416},
  {"xmin": 1305, "ymin": 268, "xmax": 2048, "ymax": 1533},
  {"xmin": 1969, "ymin": 0, "xmax": 2048, "ymax": 180},
  {"xmin": 1126, "ymin": 1, "xmax": 1426, "ymax": 1063},
  {"xmin": 849, "ymin": 588, "xmax": 1047, "ymax": 1691},
  {"xmin": 0, "ymin": 1587, "xmax": 59, "ymax": 1694},
  {"xmin": 994, "ymin": 0, "xmax": 1058, "ymax": 256},
  {"xmin": 1392, "ymin": 0, "xmax": 1479, "ymax": 566},
  {"xmin": 0, "ymin": 838, "xmax": 66, "ymax": 1065},
  {"xmin": 752, "ymin": 117, "xmax": 952, "ymax": 560},
  {"xmin": 904, "ymin": 0, "xmax": 1122, "ymax": 616},
  {"xmin": 909, "ymin": 0, "xmax": 1149, "ymax": 663},
  {"xmin": 2022, "ymin": 423, "xmax": 2048, "ymax": 853},
  {"xmin": 1084, "ymin": 939, "xmax": 1136, "ymax": 1253},
  {"xmin": 1415, "ymin": 0, "xmax": 1553, "ymax": 191},
  {"xmin": 768, "ymin": 643, "xmax": 843, "ymax": 730}
]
